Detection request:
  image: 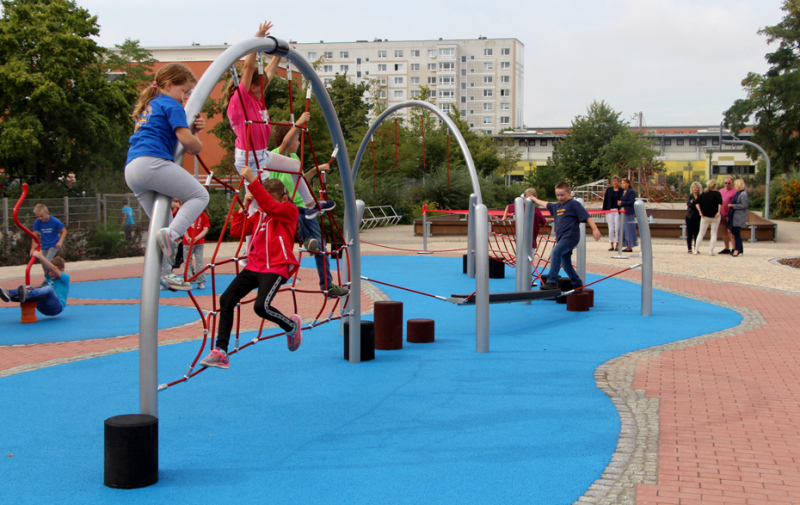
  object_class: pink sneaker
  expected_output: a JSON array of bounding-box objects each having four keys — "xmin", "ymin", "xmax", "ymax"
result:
[
  {"xmin": 287, "ymin": 315, "xmax": 303, "ymax": 352},
  {"xmin": 199, "ymin": 348, "xmax": 229, "ymax": 369}
]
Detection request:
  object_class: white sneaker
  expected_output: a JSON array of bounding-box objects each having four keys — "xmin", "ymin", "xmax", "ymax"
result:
[
  {"xmin": 160, "ymin": 273, "xmax": 191, "ymax": 291},
  {"xmin": 197, "ymin": 283, "xmax": 205, "ymax": 290}
]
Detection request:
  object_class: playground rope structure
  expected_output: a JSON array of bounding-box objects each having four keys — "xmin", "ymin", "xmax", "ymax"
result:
[{"xmin": 159, "ymin": 59, "xmax": 351, "ymax": 391}]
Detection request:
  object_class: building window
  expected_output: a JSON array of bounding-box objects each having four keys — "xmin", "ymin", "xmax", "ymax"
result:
[
  {"xmin": 428, "ymin": 63, "xmax": 436, "ymax": 71},
  {"xmin": 500, "ymin": 117, "xmax": 510, "ymax": 124},
  {"xmin": 440, "ymin": 62, "xmax": 454, "ymax": 71},
  {"xmin": 428, "ymin": 76, "xmax": 436, "ymax": 84},
  {"xmin": 393, "ymin": 90, "xmax": 404, "ymax": 98},
  {"xmin": 378, "ymin": 90, "xmax": 386, "ymax": 98},
  {"xmin": 378, "ymin": 50, "xmax": 387, "ymax": 58},
  {"xmin": 378, "ymin": 64, "xmax": 387, "ymax": 71},
  {"xmin": 411, "ymin": 90, "xmax": 420, "ymax": 98},
  {"xmin": 340, "ymin": 51, "xmax": 349, "ymax": 58},
  {"xmin": 411, "ymin": 50, "xmax": 420, "ymax": 57},
  {"xmin": 308, "ymin": 51, "xmax": 317, "ymax": 59},
  {"xmin": 439, "ymin": 48, "xmax": 454, "ymax": 57},
  {"xmin": 501, "ymin": 62, "xmax": 511, "ymax": 69},
  {"xmin": 394, "ymin": 64, "xmax": 402, "ymax": 71},
  {"xmin": 540, "ymin": 139, "xmax": 547, "ymax": 146},
  {"xmin": 712, "ymin": 139, "xmax": 719, "ymax": 146},
  {"xmin": 461, "ymin": 83, "xmax": 467, "ymax": 90},
  {"xmin": 411, "ymin": 76, "xmax": 420, "ymax": 84},
  {"xmin": 461, "ymin": 55, "xmax": 467, "ymax": 62},
  {"xmin": 500, "ymin": 75, "xmax": 510, "ymax": 83},
  {"xmin": 323, "ymin": 51, "xmax": 333, "ymax": 59},
  {"xmin": 664, "ymin": 139, "xmax": 672, "ymax": 146},
  {"xmin": 461, "ymin": 110, "xmax": 467, "ymax": 117},
  {"xmin": 469, "ymin": 96, "xmax": 475, "ymax": 101},
  {"xmin": 501, "ymin": 48, "xmax": 510, "ymax": 55},
  {"xmin": 483, "ymin": 76, "xmax": 493, "ymax": 83},
  {"xmin": 483, "ymin": 89, "xmax": 493, "ymax": 97},
  {"xmin": 378, "ymin": 77, "xmax": 386, "ymax": 85},
  {"xmin": 430, "ymin": 90, "xmax": 436, "ymax": 97},
  {"xmin": 441, "ymin": 89, "xmax": 454, "ymax": 98},
  {"xmin": 483, "ymin": 117, "xmax": 493, "ymax": 124},
  {"xmin": 500, "ymin": 89, "xmax": 510, "ymax": 96},
  {"xmin": 486, "ymin": 130, "xmax": 492, "ymax": 135},
  {"xmin": 357, "ymin": 71, "xmax": 361, "ymax": 78},
  {"xmin": 484, "ymin": 103, "xmax": 493, "ymax": 111},
  {"xmin": 484, "ymin": 62, "xmax": 493, "ymax": 70},
  {"xmin": 440, "ymin": 103, "xmax": 452, "ymax": 112},
  {"xmin": 500, "ymin": 103, "xmax": 510, "ymax": 110},
  {"xmin": 676, "ymin": 139, "xmax": 684, "ymax": 146},
  {"xmin": 461, "ymin": 96, "xmax": 466, "ymax": 103},
  {"xmin": 323, "ymin": 65, "xmax": 333, "ymax": 72},
  {"xmin": 461, "ymin": 69, "xmax": 467, "ymax": 76},
  {"xmin": 340, "ymin": 65, "xmax": 349, "ymax": 72},
  {"xmin": 428, "ymin": 49, "xmax": 436, "ymax": 57},
  {"xmin": 439, "ymin": 76, "xmax": 454, "ymax": 85},
  {"xmin": 700, "ymin": 139, "xmax": 707, "ymax": 146},
  {"xmin": 519, "ymin": 140, "xmax": 527, "ymax": 147},
  {"xmin": 395, "ymin": 50, "xmax": 403, "ymax": 57},
  {"xmin": 484, "ymin": 48, "xmax": 493, "ymax": 56},
  {"xmin": 411, "ymin": 63, "xmax": 420, "ymax": 71},
  {"xmin": 394, "ymin": 77, "xmax": 404, "ymax": 84},
  {"xmin": 689, "ymin": 139, "xmax": 697, "ymax": 146}
]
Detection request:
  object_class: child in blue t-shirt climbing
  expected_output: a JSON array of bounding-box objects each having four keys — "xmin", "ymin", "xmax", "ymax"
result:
[
  {"xmin": 530, "ymin": 181, "xmax": 602, "ymax": 290},
  {"xmin": 125, "ymin": 63, "xmax": 209, "ymax": 291},
  {"xmin": 0, "ymin": 251, "xmax": 70, "ymax": 317}
]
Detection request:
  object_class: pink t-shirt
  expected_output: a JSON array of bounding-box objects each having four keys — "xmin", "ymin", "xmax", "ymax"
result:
[
  {"xmin": 720, "ymin": 187, "xmax": 737, "ymax": 217},
  {"xmin": 227, "ymin": 85, "xmax": 271, "ymax": 150}
]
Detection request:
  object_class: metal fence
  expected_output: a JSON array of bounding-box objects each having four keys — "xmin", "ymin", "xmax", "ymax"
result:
[{"xmin": 2, "ymin": 194, "xmax": 150, "ymax": 234}]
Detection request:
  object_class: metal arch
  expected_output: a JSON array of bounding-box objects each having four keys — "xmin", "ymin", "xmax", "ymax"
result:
[
  {"xmin": 139, "ymin": 36, "xmax": 365, "ymax": 418},
  {"xmin": 351, "ymin": 100, "xmax": 484, "ymax": 206}
]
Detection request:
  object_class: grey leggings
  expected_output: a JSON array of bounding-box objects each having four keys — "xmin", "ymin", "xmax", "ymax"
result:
[{"xmin": 125, "ymin": 156, "xmax": 209, "ymax": 237}]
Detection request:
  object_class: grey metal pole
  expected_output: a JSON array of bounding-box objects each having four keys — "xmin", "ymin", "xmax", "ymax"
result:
[
  {"xmin": 422, "ymin": 211, "xmax": 428, "ymax": 252},
  {"xmin": 475, "ymin": 204, "xmax": 490, "ymax": 353},
  {"xmin": 634, "ymin": 200, "xmax": 653, "ymax": 316},
  {"xmin": 139, "ymin": 193, "xmax": 170, "ymax": 417},
  {"xmin": 514, "ymin": 196, "xmax": 525, "ymax": 293},
  {"xmin": 344, "ymin": 200, "xmax": 366, "ymax": 362},
  {"xmin": 521, "ymin": 198, "xmax": 534, "ymax": 304},
  {"xmin": 576, "ymin": 198, "xmax": 586, "ymax": 284},
  {"xmin": 467, "ymin": 193, "xmax": 477, "ymax": 279},
  {"xmin": 63, "ymin": 196, "xmax": 69, "ymax": 226}
]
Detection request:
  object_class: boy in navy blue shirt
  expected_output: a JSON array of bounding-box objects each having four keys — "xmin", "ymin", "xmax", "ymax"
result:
[{"xmin": 530, "ymin": 181, "xmax": 601, "ymax": 290}]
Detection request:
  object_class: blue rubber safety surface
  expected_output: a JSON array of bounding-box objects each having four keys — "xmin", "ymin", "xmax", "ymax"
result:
[
  {"xmin": 0, "ymin": 304, "xmax": 200, "ymax": 345},
  {"xmin": 1, "ymin": 255, "xmax": 741, "ymax": 504},
  {"xmin": 68, "ymin": 275, "xmax": 238, "ymax": 300}
]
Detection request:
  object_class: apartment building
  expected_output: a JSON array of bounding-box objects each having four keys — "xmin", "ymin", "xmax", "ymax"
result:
[
  {"xmin": 499, "ymin": 126, "xmax": 757, "ymax": 184},
  {"xmin": 295, "ymin": 37, "xmax": 524, "ymax": 134}
]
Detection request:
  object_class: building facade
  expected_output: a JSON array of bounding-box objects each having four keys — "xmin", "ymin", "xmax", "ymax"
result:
[{"xmin": 499, "ymin": 126, "xmax": 757, "ymax": 184}]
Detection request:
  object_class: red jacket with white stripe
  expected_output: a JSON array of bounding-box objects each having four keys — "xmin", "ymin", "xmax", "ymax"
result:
[{"xmin": 230, "ymin": 181, "xmax": 299, "ymax": 278}]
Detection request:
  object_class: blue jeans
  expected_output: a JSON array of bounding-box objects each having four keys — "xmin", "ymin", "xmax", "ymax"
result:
[
  {"xmin": 10, "ymin": 285, "xmax": 63, "ymax": 316},
  {"xmin": 297, "ymin": 207, "xmax": 333, "ymax": 290},
  {"xmin": 547, "ymin": 240, "xmax": 582, "ymax": 287}
]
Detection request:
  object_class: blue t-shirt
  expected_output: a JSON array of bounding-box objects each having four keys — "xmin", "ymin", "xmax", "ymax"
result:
[
  {"xmin": 45, "ymin": 271, "xmax": 70, "ymax": 309},
  {"xmin": 122, "ymin": 206, "xmax": 135, "ymax": 225},
  {"xmin": 126, "ymin": 94, "xmax": 190, "ymax": 164},
  {"xmin": 32, "ymin": 216, "xmax": 65, "ymax": 250},
  {"xmin": 546, "ymin": 199, "xmax": 590, "ymax": 246}
]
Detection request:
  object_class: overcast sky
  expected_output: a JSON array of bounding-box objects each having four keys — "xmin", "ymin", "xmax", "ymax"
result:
[{"xmin": 80, "ymin": 0, "xmax": 786, "ymax": 127}]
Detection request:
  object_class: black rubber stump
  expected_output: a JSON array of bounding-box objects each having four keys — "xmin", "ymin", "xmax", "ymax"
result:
[
  {"xmin": 462, "ymin": 255, "xmax": 506, "ymax": 278},
  {"xmin": 343, "ymin": 320, "xmax": 375, "ymax": 361},
  {"xmin": 104, "ymin": 414, "xmax": 158, "ymax": 489}
]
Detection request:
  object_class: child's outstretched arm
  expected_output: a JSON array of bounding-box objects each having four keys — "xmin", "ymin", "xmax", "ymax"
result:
[
  {"xmin": 241, "ymin": 20, "xmax": 273, "ymax": 92},
  {"xmin": 586, "ymin": 217, "xmax": 602, "ymax": 241},
  {"xmin": 32, "ymin": 250, "xmax": 61, "ymax": 279},
  {"xmin": 529, "ymin": 196, "xmax": 549, "ymax": 208}
]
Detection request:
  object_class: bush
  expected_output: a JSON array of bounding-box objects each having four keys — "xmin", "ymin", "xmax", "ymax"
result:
[{"xmin": 776, "ymin": 179, "xmax": 800, "ymax": 219}]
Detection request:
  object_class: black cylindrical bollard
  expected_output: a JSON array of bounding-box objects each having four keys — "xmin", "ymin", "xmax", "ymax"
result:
[
  {"xmin": 343, "ymin": 320, "xmax": 375, "ymax": 361},
  {"xmin": 104, "ymin": 414, "xmax": 158, "ymax": 489}
]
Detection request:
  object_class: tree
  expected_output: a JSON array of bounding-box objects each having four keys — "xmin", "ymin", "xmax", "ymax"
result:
[
  {"xmin": 548, "ymin": 100, "xmax": 628, "ymax": 184},
  {"xmin": 724, "ymin": 0, "xmax": 800, "ymax": 177},
  {"xmin": 595, "ymin": 127, "xmax": 663, "ymax": 177},
  {"xmin": 0, "ymin": 0, "xmax": 136, "ymax": 183}
]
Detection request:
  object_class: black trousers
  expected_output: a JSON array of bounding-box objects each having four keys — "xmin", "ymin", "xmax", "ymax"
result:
[
  {"xmin": 685, "ymin": 215, "xmax": 700, "ymax": 251},
  {"xmin": 215, "ymin": 269, "xmax": 295, "ymax": 353}
]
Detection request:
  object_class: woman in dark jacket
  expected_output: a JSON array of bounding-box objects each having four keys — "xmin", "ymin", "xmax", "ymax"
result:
[
  {"xmin": 727, "ymin": 179, "xmax": 749, "ymax": 257},
  {"xmin": 602, "ymin": 175, "xmax": 624, "ymax": 251},
  {"xmin": 685, "ymin": 181, "xmax": 702, "ymax": 253},
  {"xmin": 618, "ymin": 178, "xmax": 637, "ymax": 252}
]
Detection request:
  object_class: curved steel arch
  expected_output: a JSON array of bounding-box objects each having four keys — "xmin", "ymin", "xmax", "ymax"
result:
[
  {"xmin": 351, "ymin": 100, "xmax": 489, "ymax": 352},
  {"xmin": 351, "ymin": 100, "xmax": 483, "ymax": 206},
  {"xmin": 139, "ymin": 37, "xmax": 365, "ymax": 418}
]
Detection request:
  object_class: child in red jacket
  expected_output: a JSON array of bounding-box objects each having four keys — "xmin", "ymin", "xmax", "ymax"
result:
[{"xmin": 200, "ymin": 166, "xmax": 302, "ymax": 369}]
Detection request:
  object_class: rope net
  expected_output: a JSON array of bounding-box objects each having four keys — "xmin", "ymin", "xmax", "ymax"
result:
[{"xmin": 159, "ymin": 64, "xmax": 350, "ymax": 391}]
